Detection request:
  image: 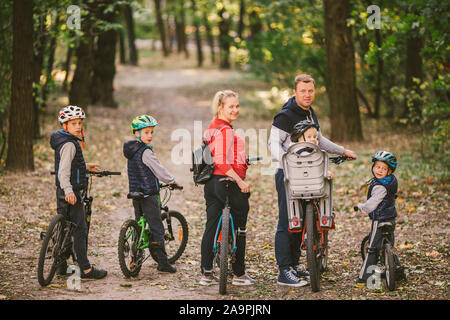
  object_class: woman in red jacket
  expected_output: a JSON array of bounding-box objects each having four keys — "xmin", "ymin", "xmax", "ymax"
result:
[{"xmin": 199, "ymin": 90, "xmax": 254, "ymax": 286}]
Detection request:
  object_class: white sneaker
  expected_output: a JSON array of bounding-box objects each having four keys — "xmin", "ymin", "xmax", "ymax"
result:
[
  {"xmin": 199, "ymin": 274, "xmax": 218, "ymax": 286},
  {"xmin": 232, "ymin": 272, "xmax": 255, "ymax": 286}
]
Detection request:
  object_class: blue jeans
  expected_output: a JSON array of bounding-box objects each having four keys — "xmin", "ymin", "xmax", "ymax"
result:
[{"xmin": 274, "ymin": 169, "xmax": 302, "ymax": 271}]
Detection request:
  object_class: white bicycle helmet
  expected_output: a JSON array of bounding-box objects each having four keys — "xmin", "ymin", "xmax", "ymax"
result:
[{"xmin": 58, "ymin": 105, "xmax": 86, "ymax": 125}]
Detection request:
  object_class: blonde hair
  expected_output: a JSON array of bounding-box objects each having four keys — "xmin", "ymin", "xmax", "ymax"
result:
[
  {"xmin": 294, "ymin": 74, "xmax": 315, "ymax": 90},
  {"xmin": 211, "ymin": 90, "xmax": 239, "ymax": 118}
]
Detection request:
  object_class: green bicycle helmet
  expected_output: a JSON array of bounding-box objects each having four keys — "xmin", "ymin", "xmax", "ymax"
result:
[
  {"xmin": 372, "ymin": 150, "xmax": 398, "ymax": 173},
  {"xmin": 131, "ymin": 115, "xmax": 158, "ymax": 133}
]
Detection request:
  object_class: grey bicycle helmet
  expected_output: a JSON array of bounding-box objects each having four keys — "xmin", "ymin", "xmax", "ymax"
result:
[{"xmin": 290, "ymin": 120, "xmax": 319, "ymax": 142}]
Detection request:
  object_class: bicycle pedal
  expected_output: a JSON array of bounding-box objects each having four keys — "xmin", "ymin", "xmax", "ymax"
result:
[{"xmin": 40, "ymin": 232, "xmax": 46, "ymax": 240}]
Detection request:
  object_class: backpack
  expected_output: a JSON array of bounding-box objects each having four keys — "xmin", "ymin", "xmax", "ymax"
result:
[{"xmin": 190, "ymin": 124, "xmax": 232, "ymax": 185}]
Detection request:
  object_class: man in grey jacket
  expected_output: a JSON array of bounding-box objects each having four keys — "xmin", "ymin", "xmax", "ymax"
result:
[{"xmin": 268, "ymin": 74, "xmax": 357, "ymax": 287}]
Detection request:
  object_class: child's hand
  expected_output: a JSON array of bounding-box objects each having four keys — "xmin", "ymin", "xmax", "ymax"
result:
[
  {"xmin": 87, "ymin": 163, "xmax": 101, "ymax": 171},
  {"xmin": 327, "ymin": 170, "xmax": 334, "ymax": 179},
  {"xmin": 65, "ymin": 192, "xmax": 77, "ymax": 205},
  {"xmin": 237, "ymin": 180, "xmax": 250, "ymax": 193}
]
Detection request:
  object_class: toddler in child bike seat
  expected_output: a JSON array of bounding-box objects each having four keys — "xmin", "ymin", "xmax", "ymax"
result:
[
  {"xmin": 355, "ymin": 150, "xmax": 406, "ymax": 284},
  {"xmin": 290, "ymin": 120, "xmax": 334, "ymax": 179},
  {"xmin": 50, "ymin": 105, "xmax": 107, "ymax": 279},
  {"xmin": 123, "ymin": 114, "xmax": 181, "ymax": 273}
]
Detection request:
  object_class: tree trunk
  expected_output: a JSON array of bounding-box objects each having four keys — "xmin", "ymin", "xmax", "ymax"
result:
[
  {"xmin": 69, "ymin": 5, "xmax": 95, "ymax": 108},
  {"xmin": 62, "ymin": 45, "xmax": 73, "ymax": 91},
  {"xmin": 218, "ymin": 6, "xmax": 231, "ymax": 69},
  {"xmin": 154, "ymin": 0, "xmax": 169, "ymax": 57},
  {"xmin": 91, "ymin": 3, "xmax": 119, "ymax": 108},
  {"xmin": 324, "ymin": 0, "xmax": 362, "ymax": 141},
  {"xmin": 6, "ymin": 0, "xmax": 35, "ymax": 171},
  {"xmin": 32, "ymin": 6, "xmax": 47, "ymax": 139},
  {"xmin": 118, "ymin": 28, "xmax": 127, "ymax": 64},
  {"xmin": 191, "ymin": 0, "xmax": 203, "ymax": 67},
  {"xmin": 403, "ymin": 36, "xmax": 423, "ymax": 118},
  {"xmin": 237, "ymin": 0, "xmax": 245, "ymax": 39},
  {"xmin": 123, "ymin": 3, "xmax": 138, "ymax": 65},
  {"xmin": 203, "ymin": 11, "xmax": 215, "ymax": 64}
]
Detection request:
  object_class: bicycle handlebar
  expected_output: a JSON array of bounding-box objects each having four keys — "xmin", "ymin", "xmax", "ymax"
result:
[
  {"xmin": 246, "ymin": 156, "xmax": 263, "ymax": 165},
  {"xmin": 50, "ymin": 170, "xmax": 121, "ymax": 176},
  {"xmin": 329, "ymin": 155, "xmax": 348, "ymax": 165},
  {"xmin": 160, "ymin": 183, "xmax": 183, "ymax": 190}
]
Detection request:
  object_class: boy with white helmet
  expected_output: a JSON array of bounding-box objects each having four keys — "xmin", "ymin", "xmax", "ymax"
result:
[
  {"xmin": 123, "ymin": 115, "xmax": 181, "ymax": 273},
  {"xmin": 50, "ymin": 105, "xmax": 107, "ymax": 279}
]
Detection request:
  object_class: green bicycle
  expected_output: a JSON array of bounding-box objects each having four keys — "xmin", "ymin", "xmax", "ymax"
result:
[{"xmin": 118, "ymin": 183, "xmax": 188, "ymax": 278}]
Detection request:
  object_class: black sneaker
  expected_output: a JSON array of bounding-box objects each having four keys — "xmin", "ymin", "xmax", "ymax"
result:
[
  {"xmin": 157, "ymin": 263, "xmax": 177, "ymax": 273},
  {"xmin": 81, "ymin": 267, "xmax": 107, "ymax": 279},
  {"xmin": 395, "ymin": 267, "xmax": 407, "ymax": 282}
]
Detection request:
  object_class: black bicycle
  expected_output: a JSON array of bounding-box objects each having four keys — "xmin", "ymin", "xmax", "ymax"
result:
[
  {"xmin": 37, "ymin": 170, "xmax": 121, "ymax": 287},
  {"xmin": 214, "ymin": 156, "xmax": 262, "ymax": 295},
  {"xmin": 298, "ymin": 155, "xmax": 347, "ymax": 292},
  {"xmin": 356, "ymin": 207, "xmax": 396, "ymax": 291},
  {"xmin": 118, "ymin": 183, "xmax": 188, "ymax": 278}
]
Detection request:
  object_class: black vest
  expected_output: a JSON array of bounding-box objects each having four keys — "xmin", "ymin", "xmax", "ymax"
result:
[
  {"xmin": 123, "ymin": 140, "xmax": 159, "ymax": 196},
  {"xmin": 50, "ymin": 130, "xmax": 87, "ymax": 191},
  {"xmin": 367, "ymin": 175, "xmax": 398, "ymax": 221}
]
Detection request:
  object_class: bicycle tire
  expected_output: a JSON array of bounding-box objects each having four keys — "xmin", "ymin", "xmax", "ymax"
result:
[
  {"xmin": 360, "ymin": 235, "xmax": 370, "ymax": 261},
  {"xmin": 320, "ymin": 230, "xmax": 329, "ymax": 272},
  {"xmin": 149, "ymin": 210, "xmax": 189, "ymax": 263},
  {"xmin": 384, "ymin": 243, "xmax": 396, "ymax": 291},
  {"xmin": 305, "ymin": 203, "xmax": 320, "ymax": 292},
  {"xmin": 219, "ymin": 208, "xmax": 230, "ymax": 295},
  {"xmin": 37, "ymin": 214, "xmax": 66, "ymax": 286},
  {"xmin": 118, "ymin": 219, "xmax": 144, "ymax": 278}
]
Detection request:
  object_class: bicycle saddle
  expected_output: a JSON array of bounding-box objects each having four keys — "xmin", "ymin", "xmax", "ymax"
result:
[
  {"xmin": 378, "ymin": 221, "xmax": 394, "ymax": 232},
  {"xmin": 218, "ymin": 177, "xmax": 236, "ymax": 183},
  {"xmin": 127, "ymin": 192, "xmax": 145, "ymax": 200}
]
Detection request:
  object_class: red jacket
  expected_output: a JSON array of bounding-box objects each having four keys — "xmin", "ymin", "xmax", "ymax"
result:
[{"xmin": 204, "ymin": 118, "xmax": 248, "ymax": 180}]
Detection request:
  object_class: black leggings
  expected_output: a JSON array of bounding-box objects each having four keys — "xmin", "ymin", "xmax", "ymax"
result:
[{"xmin": 200, "ymin": 175, "xmax": 250, "ymax": 277}]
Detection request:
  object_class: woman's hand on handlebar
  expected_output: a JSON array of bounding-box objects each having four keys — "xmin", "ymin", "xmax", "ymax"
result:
[{"xmin": 237, "ymin": 179, "xmax": 250, "ymax": 193}]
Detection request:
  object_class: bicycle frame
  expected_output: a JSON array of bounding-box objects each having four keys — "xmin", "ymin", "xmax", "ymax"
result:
[{"xmin": 213, "ymin": 212, "xmax": 237, "ymax": 254}]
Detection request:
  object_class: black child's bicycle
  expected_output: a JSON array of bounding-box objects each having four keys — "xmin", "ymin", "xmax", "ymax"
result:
[
  {"xmin": 118, "ymin": 183, "xmax": 188, "ymax": 278},
  {"xmin": 355, "ymin": 207, "xmax": 397, "ymax": 291},
  {"xmin": 37, "ymin": 170, "xmax": 121, "ymax": 287}
]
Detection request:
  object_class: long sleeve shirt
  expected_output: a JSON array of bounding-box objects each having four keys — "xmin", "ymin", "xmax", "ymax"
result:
[
  {"xmin": 142, "ymin": 148, "xmax": 176, "ymax": 184},
  {"xmin": 357, "ymin": 185, "xmax": 387, "ymax": 215},
  {"xmin": 58, "ymin": 142, "xmax": 77, "ymax": 196}
]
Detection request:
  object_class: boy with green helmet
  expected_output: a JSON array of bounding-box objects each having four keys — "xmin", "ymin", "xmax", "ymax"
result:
[{"xmin": 123, "ymin": 114, "xmax": 181, "ymax": 273}]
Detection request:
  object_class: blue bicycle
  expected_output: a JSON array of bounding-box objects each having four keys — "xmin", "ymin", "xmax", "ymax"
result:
[{"xmin": 213, "ymin": 157, "xmax": 262, "ymax": 295}]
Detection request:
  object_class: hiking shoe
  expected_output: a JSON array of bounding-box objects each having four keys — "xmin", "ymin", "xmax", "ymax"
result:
[
  {"xmin": 291, "ymin": 264, "xmax": 310, "ymax": 279},
  {"xmin": 277, "ymin": 269, "xmax": 308, "ymax": 287},
  {"xmin": 199, "ymin": 274, "xmax": 218, "ymax": 286},
  {"xmin": 157, "ymin": 263, "xmax": 177, "ymax": 273},
  {"xmin": 80, "ymin": 267, "xmax": 107, "ymax": 280},
  {"xmin": 232, "ymin": 272, "xmax": 255, "ymax": 286},
  {"xmin": 395, "ymin": 266, "xmax": 407, "ymax": 282}
]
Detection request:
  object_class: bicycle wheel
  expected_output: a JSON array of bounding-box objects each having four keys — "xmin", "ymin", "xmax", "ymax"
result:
[
  {"xmin": 161, "ymin": 211, "xmax": 189, "ymax": 263},
  {"xmin": 320, "ymin": 231, "xmax": 329, "ymax": 272},
  {"xmin": 37, "ymin": 214, "xmax": 67, "ymax": 286},
  {"xmin": 305, "ymin": 203, "xmax": 320, "ymax": 292},
  {"xmin": 360, "ymin": 235, "xmax": 370, "ymax": 261},
  {"xmin": 118, "ymin": 219, "xmax": 144, "ymax": 278},
  {"xmin": 219, "ymin": 208, "xmax": 230, "ymax": 295},
  {"xmin": 384, "ymin": 243, "xmax": 396, "ymax": 291}
]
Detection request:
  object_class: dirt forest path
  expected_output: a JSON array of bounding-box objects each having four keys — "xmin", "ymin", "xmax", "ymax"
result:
[{"xmin": 1, "ymin": 61, "xmax": 448, "ymax": 301}]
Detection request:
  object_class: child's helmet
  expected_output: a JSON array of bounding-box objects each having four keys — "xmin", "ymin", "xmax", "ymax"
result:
[
  {"xmin": 58, "ymin": 105, "xmax": 86, "ymax": 125},
  {"xmin": 290, "ymin": 120, "xmax": 319, "ymax": 142},
  {"xmin": 131, "ymin": 115, "xmax": 158, "ymax": 133},
  {"xmin": 372, "ymin": 150, "xmax": 398, "ymax": 173}
]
